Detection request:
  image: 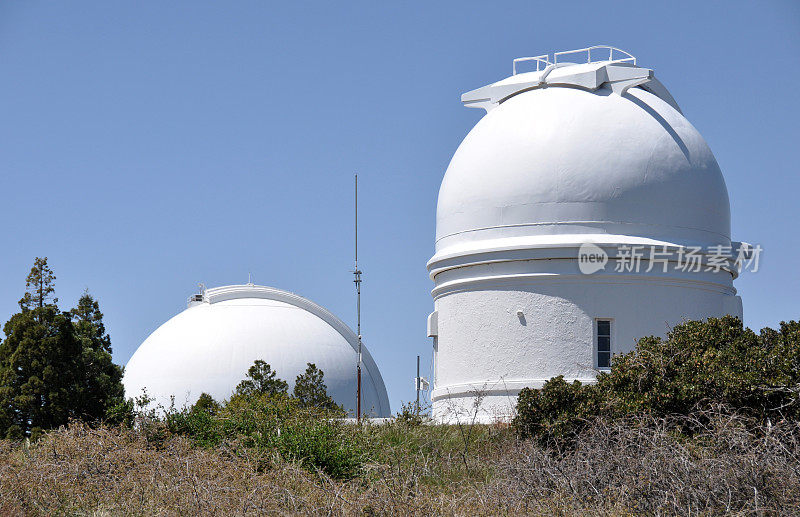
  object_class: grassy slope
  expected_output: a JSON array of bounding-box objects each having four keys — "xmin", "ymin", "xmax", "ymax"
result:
[{"xmin": 1, "ymin": 412, "xmax": 799, "ymax": 516}]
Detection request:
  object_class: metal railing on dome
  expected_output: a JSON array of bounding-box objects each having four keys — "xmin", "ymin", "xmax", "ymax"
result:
[
  {"xmin": 512, "ymin": 55, "xmax": 551, "ymax": 75},
  {"xmin": 553, "ymin": 46, "xmax": 636, "ymax": 66},
  {"xmin": 511, "ymin": 47, "xmax": 636, "ymax": 76}
]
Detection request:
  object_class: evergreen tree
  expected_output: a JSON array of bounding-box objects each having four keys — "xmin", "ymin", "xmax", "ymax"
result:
[
  {"xmin": 0, "ymin": 258, "xmax": 82, "ymax": 437},
  {"xmin": 0, "ymin": 259, "xmax": 126, "ymax": 438},
  {"xmin": 18, "ymin": 257, "xmax": 57, "ymax": 311},
  {"xmin": 235, "ymin": 360, "xmax": 288, "ymax": 397},
  {"xmin": 293, "ymin": 363, "xmax": 340, "ymax": 412},
  {"xmin": 0, "ymin": 306, "xmax": 82, "ymax": 438},
  {"xmin": 71, "ymin": 291, "xmax": 125, "ymax": 422}
]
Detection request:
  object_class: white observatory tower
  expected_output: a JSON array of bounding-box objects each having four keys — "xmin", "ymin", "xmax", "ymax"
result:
[{"xmin": 427, "ymin": 47, "xmax": 745, "ymax": 422}]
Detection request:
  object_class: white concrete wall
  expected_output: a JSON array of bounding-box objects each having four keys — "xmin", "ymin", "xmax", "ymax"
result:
[{"xmin": 430, "ymin": 261, "xmax": 742, "ymax": 423}]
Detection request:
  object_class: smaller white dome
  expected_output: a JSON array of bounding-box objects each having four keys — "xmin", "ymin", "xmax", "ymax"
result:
[{"xmin": 123, "ymin": 284, "xmax": 390, "ymax": 417}]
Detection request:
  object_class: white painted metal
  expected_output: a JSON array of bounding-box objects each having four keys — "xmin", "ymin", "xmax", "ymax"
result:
[
  {"xmin": 429, "ymin": 49, "xmax": 743, "ymax": 423},
  {"xmin": 553, "ymin": 45, "xmax": 636, "ymax": 65},
  {"xmin": 512, "ymin": 55, "xmax": 550, "ymax": 75},
  {"xmin": 123, "ymin": 284, "xmax": 391, "ymax": 416},
  {"xmin": 462, "ymin": 46, "xmax": 681, "ymax": 114}
]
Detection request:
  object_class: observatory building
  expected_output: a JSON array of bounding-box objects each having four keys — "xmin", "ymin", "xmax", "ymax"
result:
[
  {"xmin": 124, "ymin": 284, "xmax": 390, "ymax": 417},
  {"xmin": 427, "ymin": 47, "xmax": 745, "ymax": 422}
]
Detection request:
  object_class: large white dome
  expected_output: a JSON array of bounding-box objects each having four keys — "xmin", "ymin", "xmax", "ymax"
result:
[
  {"xmin": 435, "ymin": 81, "xmax": 731, "ymax": 259},
  {"xmin": 427, "ymin": 50, "xmax": 744, "ymax": 423},
  {"xmin": 123, "ymin": 284, "xmax": 390, "ymax": 417}
]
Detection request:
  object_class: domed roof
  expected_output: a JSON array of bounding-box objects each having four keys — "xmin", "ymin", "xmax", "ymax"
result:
[
  {"xmin": 123, "ymin": 284, "xmax": 390, "ymax": 417},
  {"xmin": 434, "ymin": 54, "xmax": 731, "ymax": 263}
]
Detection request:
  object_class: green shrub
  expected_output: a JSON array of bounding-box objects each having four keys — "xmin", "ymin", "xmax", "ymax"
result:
[
  {"xmin": 275, "ymin": 407, "xmax": 365, "ymax": 479},
  {"xmin": 104, "ymin": 398, "xmax": 135, "ymax": 428},
  {"xmin": 190, "ymin": 392, "xmax": 220, "ymax": 416},
  {"xmin": 394, "ymin": 401, "xmax": 428, "ymax": 427},
  {"xmin": 167, "ymin": 392, "xmax": 366, "ymax": 479},
  {"xmin": 131, "ymin": 361, "xmax": 366, "ymax": 479},
  {"xmin": 513, "ymin": 316, "xmax": 800, "ymax": 445},
  {"xmin": 514, "ymin": 376, "xmax": 600, "ymax": 446}
]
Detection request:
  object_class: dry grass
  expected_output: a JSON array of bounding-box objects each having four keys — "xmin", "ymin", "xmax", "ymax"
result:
[
  {"xmin": 495, "ymin": 412, "xmax": 800, "ymax": 515},
  {"xmin": 1, "ymin": 412, "xmax": 799, "ymax": 516}
]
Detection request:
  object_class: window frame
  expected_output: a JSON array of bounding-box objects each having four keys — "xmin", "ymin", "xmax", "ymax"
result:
[{"xmin": 595, "ymin": 318, "xmax": 613, "ymax": 370}]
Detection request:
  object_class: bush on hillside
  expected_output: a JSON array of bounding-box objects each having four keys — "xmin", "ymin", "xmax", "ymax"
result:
[
  {"xmin": 4, "ymin": 409, "xmax": 798, "ymax": 515},
  {"xmin": 164, "ymin": 361, "xmax": 364, "ymax": 479},
  {"xmin": 395, "ymin": 401, "xmax": 428, "ymax": 427},
  {"xmin": 513, "ymin": 376, "xmax": 601, "ymax": 446},
  {"xmin": 167, "ymin": 392, "xmax": 366, "ymax": 479},
  {"xmin": 190, "ymin": 392, "xmax": 220, "ymax": 416},
  {"xmin": 513, "ymin": 316, "xmax": 800, "ymax": 445}
]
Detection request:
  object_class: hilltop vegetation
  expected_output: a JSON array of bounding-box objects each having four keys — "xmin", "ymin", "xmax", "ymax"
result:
[
  {"xmin": 1, "ymin": 407, "xmax": 799, "ymax": 515},
  {"xmin": 1, "ymin": 259, "xmax": 800, "ymax": 514},
  {"xmin": 514, "ymin": 315, "xmax": 800, "ymax": 447},
  {"xmin": 1, "ymin": 318, "xmax": 799, "ymax": 514}
]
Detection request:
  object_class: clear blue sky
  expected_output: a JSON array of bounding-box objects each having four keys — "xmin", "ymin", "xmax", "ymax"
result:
[{"xmin": 1, "ymin": 1, "xmax": 798, "ymax": 413}]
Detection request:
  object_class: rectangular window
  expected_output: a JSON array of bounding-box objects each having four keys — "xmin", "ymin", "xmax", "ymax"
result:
[{"xmin": 597, "ymin": 319, "xmax": 612, "ymax": 369}]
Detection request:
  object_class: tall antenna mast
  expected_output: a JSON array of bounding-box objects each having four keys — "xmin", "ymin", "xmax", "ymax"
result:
[{"xmin": 354, "ymin": 174, "xmax": 362, "ymax": 422}]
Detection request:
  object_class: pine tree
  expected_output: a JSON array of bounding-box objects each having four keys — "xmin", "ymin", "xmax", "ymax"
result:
[
  {"xmin": 0, "ymin": 306, "xmax": 82, "ymax": 438},
  {"xmin": 293, "ymin": 363, "xmax": 340, "ymax": 412},
  {"xmin": 0, "ymin": 258, "xmax": 81, "ymax": 437},
  {"xmin": 234, "ymin": 360, "xmax": 288, "ymax": 397},
  {"xmin": 0, "ymin": 259, "xmax": 125, "ymax": 438},
  {"xmin": 71, "ymin": 291, "xmax": 125, "ymax": 422},
  {"xmin": 18, "ymin": 257, "xmax": 57, "ymax": 311}
]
